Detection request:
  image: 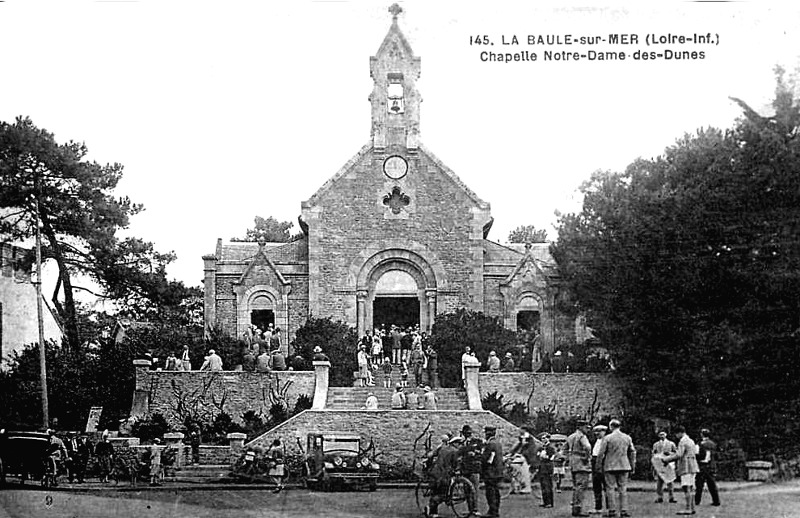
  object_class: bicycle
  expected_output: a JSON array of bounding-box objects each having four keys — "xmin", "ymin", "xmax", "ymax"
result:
[{"xmin": 415, "ymin": 473, "xmax": 476, "ymax": 518}]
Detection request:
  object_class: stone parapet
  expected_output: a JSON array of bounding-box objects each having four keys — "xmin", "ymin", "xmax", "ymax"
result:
[
  {"xmin": 246, "ymin": 409, "xmax": 523, "ymax": 479},
  {"xmin": 132, "ymin": 366, "xmax": 315, "ymax": 428},
  {"xmin": 478, "ymin": 372, "xmax": 624, "ymax": 418}
]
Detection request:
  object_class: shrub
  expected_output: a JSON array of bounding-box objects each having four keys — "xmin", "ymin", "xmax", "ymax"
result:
[
  {"xmin": 429, "ymin": 309, "xmax": 519, "ymax": 387},
  {"xmin": 291, "ymin": 317, "xmax": 359, "ymax": 386},
  {"xmin": 131, "ymin": 413, "xmax": 169, "ymax": 443}
]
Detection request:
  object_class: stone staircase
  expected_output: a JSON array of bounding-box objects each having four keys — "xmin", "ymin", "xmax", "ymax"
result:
[
  {"xmin": 326, "ymin": 385, "xmax": 467, "ymax": 410},
  {"xmin": 168, "ymin": 464, "xmax": 231, "ymax": 484},
  {"xmin": 327, "ymin": 367, "xmax": 467, "ymax": 410}
]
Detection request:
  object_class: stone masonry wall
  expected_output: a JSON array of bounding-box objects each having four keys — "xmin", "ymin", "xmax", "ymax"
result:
[
  {"xmin": 306, "ymin": 149, "xmax": 486, "ymax": 322},
  {"xmin": 138, "ymin": 369, "xmax": 315, "ymax": 428},
  {"xmin": 247, "ymin": 409, "xmax": 524, "ymax": 479},
  {"xmin": 479, "ymin": 372, "xmax": 625, "ymax": 420}
]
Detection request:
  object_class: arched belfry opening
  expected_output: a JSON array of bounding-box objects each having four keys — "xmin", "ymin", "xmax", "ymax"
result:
[{"xmin": 355, "ymin": 249, "xmax": 437, "ymax": 336}]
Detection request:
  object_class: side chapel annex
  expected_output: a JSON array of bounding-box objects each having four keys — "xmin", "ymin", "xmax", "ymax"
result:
[{"xmin": 203, "ymin": 6, "xmax": 578, "ymax": 354}]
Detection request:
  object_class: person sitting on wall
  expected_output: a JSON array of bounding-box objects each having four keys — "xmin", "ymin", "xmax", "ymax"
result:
[
  {"xmin": 200, "ymin": 349, "xmax": 223, "ymax": 371},
  {"xmin": 242, "ymin": 349, "xmax": 256, "ymax": 372},
  {"xmin": 501, "ymin": 352, "xmax": 516, "ymax": 372},
  {"xmin": 256, "ymin": 349, "xmax": 272, "ymax": 373},
  {"xmin": 270, "ymin": 347, "xmax": 287, "ymax": 371},
  {"xmin": 487, "ymin": 351, "xmax": 501, "ymax": 373}
]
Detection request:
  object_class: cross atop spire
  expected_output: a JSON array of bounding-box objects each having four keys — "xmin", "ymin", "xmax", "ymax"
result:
[{"xmin": 388, "ymin": 3, "xmax": 403, "ymax": 23}]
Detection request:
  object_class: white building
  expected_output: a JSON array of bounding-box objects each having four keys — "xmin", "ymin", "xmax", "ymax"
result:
[{"xmin": 0, "ymin": 242, "xmax": 63, "ymax": 365}]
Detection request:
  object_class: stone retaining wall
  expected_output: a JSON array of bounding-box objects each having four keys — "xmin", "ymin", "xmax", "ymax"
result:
[
  {"xmin": 478, "ymin": 372, "xmax": 624, "ymax": 418},
  {"xmin": 134, "ymin": 363, "xmax": 315, "ymax": 428},
  {"xmin": 246, "ymin": 409, "xmax": 524, "ymax": 479}
]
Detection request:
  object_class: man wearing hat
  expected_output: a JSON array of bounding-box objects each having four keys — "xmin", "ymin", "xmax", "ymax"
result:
[
  {"xmin": 391, "ymin": 383, "xmax": 407, "ymax": 409},
  {"xmin": 501, "ymin": 352, "xmax": 515, "ymax": 372},
  {"xmin": 312, "ymin": 346, "xmax": 329, "ymax": 362},
  {"xmin": 596, "ymin": 419, "xmax": 636, "ymax": 518},
  {"xmin": 457, "ymin": 425, "xmax": 483, "ymax": 516},
  {"xmin": 566, "ymin": 419, "xmax": 593, "ymax": 517},
  {"xmin": 481, "ymin": 426, "xmax": 504, "ymax": 518},
  {"xmin": 590, "ymin": 424, "xmax": 609, "ymax": 514},
  {"xmin": 424, "ymin": 435, "xmax": 459, "ymax": 518},
  {"xmin": 537, "ymin": 432, "xmax": 556, "ymax": 508},
  {"xmin": 652, "ymin": 430, "xmax": 678, "ymax": 503}
]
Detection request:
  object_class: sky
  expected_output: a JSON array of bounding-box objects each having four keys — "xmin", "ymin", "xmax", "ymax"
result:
[{"xmin": 1, "ymin": 1, "xmax": 798, "ymax": 290}]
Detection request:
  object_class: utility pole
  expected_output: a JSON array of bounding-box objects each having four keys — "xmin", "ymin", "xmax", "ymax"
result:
[{"xmin": 33, "ymin": 178, "xmax": 49, "ymax": 429}]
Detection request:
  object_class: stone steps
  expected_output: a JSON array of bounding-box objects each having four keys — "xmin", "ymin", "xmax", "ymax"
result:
[
  {"xmin": 353, "ymin": 364, "xmax": 438, "ymax": 387},
  {"xmin": 170, "ymin": 464, "xmax": 231, "ymax": 483},
  {"xmin": 326, "ymin": 386, "xmax": 467, "ymax": 410}
]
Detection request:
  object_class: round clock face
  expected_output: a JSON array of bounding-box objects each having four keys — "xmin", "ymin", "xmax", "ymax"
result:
[{"xmin": 383, "ymin": 155, "xmax": 408, "ymax": 180}]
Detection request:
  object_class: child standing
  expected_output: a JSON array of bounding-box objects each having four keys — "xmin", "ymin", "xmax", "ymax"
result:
[
  {"xmin": 400, "ymin": 360, "xmax": 409, "ymax": 388},
  {"xmin": 382, "ymin": 357, "xmax": 393, "ymax": 388},
  {"xmin": 553, "ymin": 442, "xmax": 567, "ymax": 493}
]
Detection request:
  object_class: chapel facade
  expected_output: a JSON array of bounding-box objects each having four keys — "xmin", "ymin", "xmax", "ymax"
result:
[{"xmin": 202, "ymin": 7, "xmax": 577, "ymax": 355}]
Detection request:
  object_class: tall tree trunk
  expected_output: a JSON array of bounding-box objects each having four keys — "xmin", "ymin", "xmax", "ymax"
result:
[{"xmin": 40, "ymin": 219, "xmax": 80, "ymax": 351}]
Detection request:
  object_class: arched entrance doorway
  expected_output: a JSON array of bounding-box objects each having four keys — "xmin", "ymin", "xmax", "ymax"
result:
[
  {"xmin": 372, "ymin": 270, "xmax": 420, "ymax": 329},
  {"xmin": 355, "ymin": 249, "xmax": 437, "ymax": 337}
]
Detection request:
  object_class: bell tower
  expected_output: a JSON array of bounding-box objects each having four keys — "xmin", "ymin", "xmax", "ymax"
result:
[{"xmin": 370, "ymin": 4, "xmax": 421, "ymax": 151}]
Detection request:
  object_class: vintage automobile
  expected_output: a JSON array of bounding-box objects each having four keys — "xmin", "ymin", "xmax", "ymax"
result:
[
  {"xmin": 303, "ymin": 433, "xmax": 379, "ymax": 491},
  {"xmin": 0, "ymin": 430, "xmax": 50, "ymax": 486}
]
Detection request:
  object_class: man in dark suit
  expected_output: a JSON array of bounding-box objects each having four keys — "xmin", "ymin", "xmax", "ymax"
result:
[
  {"xmin": 596, "ymin": 419, "xmax": 636, "ymax": 518},
  {"xmin": 695, "ymin": 428, "xmax": 721, "ymax": 507},
  {"xmin": 567, "ymin": 420, "xmax": 593, "ymax": 517},
  {"xmin": 481, "ymin": 426, "xmax": 504, "ymax": 518}
]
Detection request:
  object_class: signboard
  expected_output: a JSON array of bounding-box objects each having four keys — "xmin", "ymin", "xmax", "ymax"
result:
[{"xmin": 85, "ymin": 406, "xmax": 103, "ymax": 433}]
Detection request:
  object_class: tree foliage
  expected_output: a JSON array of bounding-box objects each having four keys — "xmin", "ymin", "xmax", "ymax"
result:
[
  {"xmin": 508, "ymin": 224, "xmax": 548, "ymax": 243},
  {"xmin": 428, "ymin": 309, "xmax": 518, "ymax": 387},
  {"xmin": 233, "ymin": 215, "xmax": 301, "ymax": 243},
  {"xmin": 291, "ymin": 317, "xmax": 358, "ymax": 387},
  {"xmin": 0, "ymin": 116, "xmax": 181, "ymax": 350},
  {"xmin": 551, "ymin": 68, "xmax": 800, "ymax": 457},
  {"xmin": 0, "ymin": 339, "xmax": 136, "ymax": 431}
]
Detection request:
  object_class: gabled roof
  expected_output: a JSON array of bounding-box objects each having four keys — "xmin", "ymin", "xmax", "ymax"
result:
[
  {"xmin": 500, "ymin": 242, "xmax": 554, "ymax": 286},
  {"xmin": 236, "ymin": 247, "xmax": 290, "ymax": 286},
  {"xmin": 419, "ymin": 144, "xmax": 489, "ymax": 209},
  {"xmin": 302, "ymin": 143, "xmax": 489, "ymax": 211},
  {"xmin": 218, "ymin": 238, "xmax": 308, "ymax": 263},
  {"xmin": 302, "ymin": 143, "xmax": 373, "ymax": 208}
]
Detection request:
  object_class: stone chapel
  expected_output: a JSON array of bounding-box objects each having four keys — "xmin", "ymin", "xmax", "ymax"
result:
[{"xmin": 202, "ymin": 6, "xmax": 578, "ymax": 355}]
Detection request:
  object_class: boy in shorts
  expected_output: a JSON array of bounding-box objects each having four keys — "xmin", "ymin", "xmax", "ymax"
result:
[{"xmin": 662, "ymin": 425, "xmax": 699, "ymax": 515}]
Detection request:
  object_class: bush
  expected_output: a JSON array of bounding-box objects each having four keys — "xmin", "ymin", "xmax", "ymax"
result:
[
  {"xmin": 293, "ymin": 394, "xmax": 313, "ymax": 415},
  {"xmin": 131, "ymin": 413, "xmax": 169, "ymax": 443},
  {"xmin": 291, "ymin": 317, "xmax": 359, "ymax": 386},
  {"xmin": 429, "ymin": 309, "xmax": 519, "ymax": 387}
]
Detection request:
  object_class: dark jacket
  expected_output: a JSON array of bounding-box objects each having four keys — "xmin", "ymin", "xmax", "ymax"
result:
[
  {"xmin": 458, "ymin": 437, "xmax": 484, "ymax": 475},
  {"xmin": 429, "ymin": 444, "xmax": 458, "ymax": 482},
  {"xmin": 481, "ymin": 438, "xmax": 504, "ymax": 480}
]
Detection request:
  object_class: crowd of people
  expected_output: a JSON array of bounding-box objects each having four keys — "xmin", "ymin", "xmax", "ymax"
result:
[
  {"xmin": 40, "ymin": 428, "xmax": 173, "ymax": 486},
  {"xmin": 421, "ymin": 419, "xmax": 722, "ymax": 518},
  {"xmin": 356, "ymin": 325, "xmax": 439, "ymax": 387}
]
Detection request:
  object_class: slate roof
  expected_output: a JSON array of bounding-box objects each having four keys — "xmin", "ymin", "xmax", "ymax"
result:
[{"xmin": 218, "ymin": 237, "xmax": 308, "ymax": 264}]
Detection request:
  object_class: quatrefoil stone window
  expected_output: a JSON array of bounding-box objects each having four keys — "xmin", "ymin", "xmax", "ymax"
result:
[{"xmin": 382, "ymin": 186, "xmax": 410, "ymax": 214}]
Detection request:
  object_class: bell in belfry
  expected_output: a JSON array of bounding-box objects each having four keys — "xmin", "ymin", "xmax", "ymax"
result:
[{"xmin": 390, "ymin": 99, "xmax": 401, "ymax": 113}]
